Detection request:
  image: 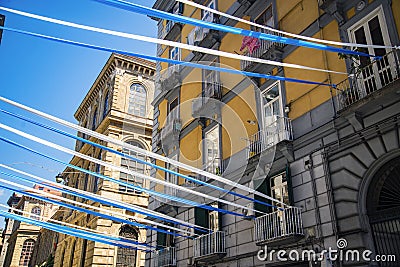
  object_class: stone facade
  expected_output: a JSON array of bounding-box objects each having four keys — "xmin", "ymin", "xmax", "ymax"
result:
[
  {"xmin": 1, "ymin": 187, "xmax": 60, "ymax": 267},
  {"xmin": 53, "ymin": 53, "xmax": 155, "ymax": 267},
  {"xmin": 148, "ymin": 0, "xmax": 400, "ymax": 267}
]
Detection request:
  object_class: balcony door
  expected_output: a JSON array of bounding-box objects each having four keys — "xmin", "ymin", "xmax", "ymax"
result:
[
  {"xmin": 261, "ymin": 82, "xmax": 284, "ymax": 147},
  {"xmin": 348, "ymin": 6, "xmax": 395, "ymax": 95},
  {"xmin": 204, "ymin": 125, "xmax": 220, "ymax": 175},
  {"xmin": 169, "ymin": 46, "xmax": 181, "ymax": 73},
  {"xmin": 165, "ymin": 154, "xmax": 178, "ymax": 198}
]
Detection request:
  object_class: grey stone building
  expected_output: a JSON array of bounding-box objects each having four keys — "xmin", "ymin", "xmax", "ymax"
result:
[{"xmin": 146, "ymin": 0, "xmax": 399, "ymax": 267}]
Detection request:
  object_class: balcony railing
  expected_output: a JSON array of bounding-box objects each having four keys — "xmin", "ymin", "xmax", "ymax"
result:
[
  {"xmin": 162, "ymin": 118, "xmax": 182, "ymax": 138},
  {"xmin": 247, "ymin": 116, "xmax": 293, "ymax": 158},
  {"xmin": 336, "ymin": 50, "xmax": 400, "ymax": 111},
  {"xmin": 192, "ymin": 82, "xmax": 222, "ymax": 116},
  {"xmin": 153, "ymin": 247, "xmax": 176, "ymax": 267},
  {"xmin": 193, "ymin": 231, "xmax": 226, "ymax": 261},
  {"xmin": 254, "ymin": 206, "xmax": 304, "ymax": 246},
  {"xmin": 240, "ymin": 29, "xmax": 284, "ymax": 71},
  {"xmin": 162, "ymin": 20, "xmax": 182, "ymax": 41},
  {"xmin": 159, "ymin": 65, "xmax": 182, "ymax": 91}
]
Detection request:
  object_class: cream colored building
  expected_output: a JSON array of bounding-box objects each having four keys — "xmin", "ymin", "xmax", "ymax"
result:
[
  {"xmin": 2, "ymin": 186, "xmax": 60, "ymax": 267},
  {"xmin": 53, "ymin": 53, "xmax": 155, "ymax": 267}
]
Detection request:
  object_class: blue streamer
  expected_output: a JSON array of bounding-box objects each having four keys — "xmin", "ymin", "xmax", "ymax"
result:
[
  {"xmin": 0, "ymin": 171, "xmax": 194, "ymax": 238},
  {"xmin": 0, "ymin": 170, "xmax": 192, "ymax": 239},
  {"xmin": 92, "ymin": 0, "xmax": 375, "ymax": 58},
  {"xmin": 0, "ymin": 108, "xmax": 278, "ymax": 212},
  {"xmin": 0, "ymin": 180, "xmax": 176, "ymax": 242},
  {"xmin": 0, "ymin": 26, "xmax": 334, "ymax": 87},
  {"xmin": 0, "ymin": 135, "xmax": 247, "ymax": 219},
  {"xmin": 0, "ymin": 210, "xmax": 150, "ymax": 251}
]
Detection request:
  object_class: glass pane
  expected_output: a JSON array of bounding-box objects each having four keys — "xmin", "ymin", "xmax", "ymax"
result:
[{"xmin": 368, "ymin": 16, "xmax": 386, "ymax": 57}]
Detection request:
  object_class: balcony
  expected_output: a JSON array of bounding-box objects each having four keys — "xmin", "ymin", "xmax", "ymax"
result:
[
  {"xmin": 153, "ymin": 247, "xmax": 176, "ymax": 267},
  {"xmin": 188, "ymin": 25, "xmax": 220, "ymax": 50},
  {"xmin": 161, "ymin": 118, "xmax": 181, "ymax": 139},
  {"xmin": 192, "ymin": 82, "xmax": 222, "ymax": 117},
  {"xmin": 159, "ymin": 65, "xmax": 182, "ymax": 91},
  {"xmin": 240, "ymin": 29, "xmax": 284, "ymax": 72},
  {"xmin": 162, "ymin": 20, "xmax": 182, "ymax": 41},
  {"xmin": 336, "ymin": 50, "xmax": 400, "ymax": 111},
  {"xmin": 254, "ymin": 206, "xmax": 304, "ymax": 247},
  {"xmin": 193, "ymin": 231, "xmax": 226, "ymax": 262},
  {"xmin": 247, "ymin": 116, "xmax": 293, "ymax": 158}
]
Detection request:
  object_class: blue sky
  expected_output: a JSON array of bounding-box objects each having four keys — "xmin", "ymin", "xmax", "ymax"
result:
[{"xmin": 0, "ymin": 0, "xmax": 157, "ymax": 228}]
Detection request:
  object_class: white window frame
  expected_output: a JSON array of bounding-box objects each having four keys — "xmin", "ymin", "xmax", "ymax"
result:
[
  {"xmin": 204, "ymin": 125, "xmax": 220, "ymax": 174},
  {"xmin": 261, "ymin": 81, "xmax": 284, "ymax": 128},
  {"xmin": 202, "ymin": 0, "xmax": 216, "ymax": 22},
  {"xmin": 347, "ymin": 5, "xmax": 395, "ymax": 94}
]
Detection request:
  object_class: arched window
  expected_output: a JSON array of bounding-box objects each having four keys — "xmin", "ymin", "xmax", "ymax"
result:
[
  {"xmin": 19, "ymin": 239, "xmax": 35, "ymax": 266},
  {"xmin": 128, "ymin": 84, "xmax": 147, "ymax": 117},
  {"xmin": 116, "ymin": 225, "xmax": 138, "ymax": 267},
  {"xmin": 103, "ymin": 92, "xmax": 110, "ymax": 119},
  {"xmin": 92, "ymin": 107, "xmax": 98, "ymax": 130},
  {"xmin": 30, "ymin": 206, "xmax": 41, "ymax": 220},
  {"xmin": 119, "ymin": 141, "xmax": 145, "ymax": 193}
]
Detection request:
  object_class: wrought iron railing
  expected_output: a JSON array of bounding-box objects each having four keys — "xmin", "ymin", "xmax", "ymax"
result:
[
  {"xmin": 254, "ymin": 206, "xmax": 303, "ymax": 244},
  {"xmin": 193, "ymin": 231, "xmax": 226, "ymax": 259},
  {"xmin": 192, "ymin": 82, "xmax": 222, "ymax": 116},
  {"xmin": 247, "ymin": 116, "xmax": 293, "ymax": 157},
  {"xmin": 336, "ymin": 50, "xmax": 400, "ymax": 111},
  {"xmin": 153, "ymin": 247, "xmax": 176, "ymax": 267},
  {"xmin": 240, "ymin": 29, "xmax": 284, "ymax": 71}
]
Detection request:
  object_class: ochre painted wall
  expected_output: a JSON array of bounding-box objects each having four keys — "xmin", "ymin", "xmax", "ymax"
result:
[
  {"xmin": 155, "ymin": 159, "xmax": 165, "ymax": 192},
  {"xmin": 221, "ymin": 85, "xmax": 258, "ymax": 159},
  {"xmin": 180, "ymin": 68, "xmax": 202, "ymax": 127},
  {"xmin": 158, "ymin": 99, "xmax": 168, "ymax": 129},
  {"xmin": 180, "ymin": 125, "xmax": 203, "ymax": 175},
  {"xmin": 278, "ymin": 0, "xmax": 319, "ymax": 34},
  {"xmin": 392, "ymin": 0, "xmax": 400, "ymax": 39},
  {"xmin": 284, "ymin": 20, "xmax": 347, "ymax": 119}
]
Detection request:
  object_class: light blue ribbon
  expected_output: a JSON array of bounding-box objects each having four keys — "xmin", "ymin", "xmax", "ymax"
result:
[
  {"xmin": 0, "ymin": 209, "xmax": 151, "ymax": 251},
  {"xmin": 0, "ymin": 26, "xmax": 334, "ymax": 87},
  {"xmin": 92, "ymin": 0, "xmax": 376, "ymax": 58},
  {"xmin": 0, "ymin": 135, "xmax": 247, "ymax": 219},
  {"xmin": 0, "ymin": 108, "xmax": 278, "ymax": 212}
]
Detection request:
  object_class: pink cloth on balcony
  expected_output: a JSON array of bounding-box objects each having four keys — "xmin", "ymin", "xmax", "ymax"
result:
[{"xmin": 240, "ymin": 36, "xmax": 261, "ymax": 55}]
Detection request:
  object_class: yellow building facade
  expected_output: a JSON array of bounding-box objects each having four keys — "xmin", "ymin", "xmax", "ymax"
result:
[{"xmin": 148, "ymin": 0, "xmax": 400, "ymax": 266}]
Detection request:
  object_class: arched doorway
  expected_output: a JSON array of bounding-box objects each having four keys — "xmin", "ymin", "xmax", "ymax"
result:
[{"xmin": 366, "ymin": 157, "xmax": 400, "ymax": 266}]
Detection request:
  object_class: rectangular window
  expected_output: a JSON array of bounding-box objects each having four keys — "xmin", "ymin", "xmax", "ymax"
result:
[
  {"xmin": 165, "ymin": 154, "xmax": 178, "ymax": 197},
  {"xmin": 204, "ymin": 125, "xmax": 220, "ymax": 175},
  {"xmin": 255, "ymin": 5, "xmax": 274, "ymax": 29},
  {"xmin": 202, "ymin": 0, "xmax": 216, "ymax": 22}
]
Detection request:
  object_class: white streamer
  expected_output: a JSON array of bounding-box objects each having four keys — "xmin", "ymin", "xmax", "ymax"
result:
[
  {"xmin": 0, "ymin": 96, "xmax": 287, "ymax": 206},
  {"xmin": 0, "ymin": 123, "xmax": 268, "ymax": 215},
  {"xmin": 0, "ymin": 204, "xmax": 151, "ymax": 250},
  {"xmin": 0, "ymin": 164, "xmax": 194, "ymax": 235},
  {"xmin": 0, "ymin": 6, "xmax": 346, "ymax": 74},
  {"xmin": 177, "ymin": 0, "xmax": 399, "ymax": 50}
]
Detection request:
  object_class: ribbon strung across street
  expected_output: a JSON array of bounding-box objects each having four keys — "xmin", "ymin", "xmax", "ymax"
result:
[
  {"xmin": 0, "ymin": 108, "xmax": 282, "ymax": 210},
  {"xmin": 0, "ymin": 209, "xmax": 152, "ymax": 251},
  {"xmin": 0, "ymin": 130, "xmax": 256, "ymax": 218},
  {"xmin": 0, "ymin": 203, "xmax": 151, "ymax": 247},
  {"xmin": 0, "ymin": 96, "xmax": 287, "ymax": 206},
  {"xmin": 176, "ymin": 0, "xmax": 400, "ymax": 50},
  {"xmin": 0, "ymin": 167, "xmax": 195, "ymax": 236},
  {"xmin": 0, "ymin": 177, "xmax": 185, "ymax": 240},
  {"xmin": 0, "ymin": 24, "xmax": 344, "ymax": 80},
  {"xmin": 91, "ymin": 0, "xmax": 377, "ymax": 58},
  {"xmin": 0, "ymin": 122, "xmax": 274, "ymax": 214},
  {"xmin": 0, "ymin": 6, "xmax": 347, "ymax": 76}
]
